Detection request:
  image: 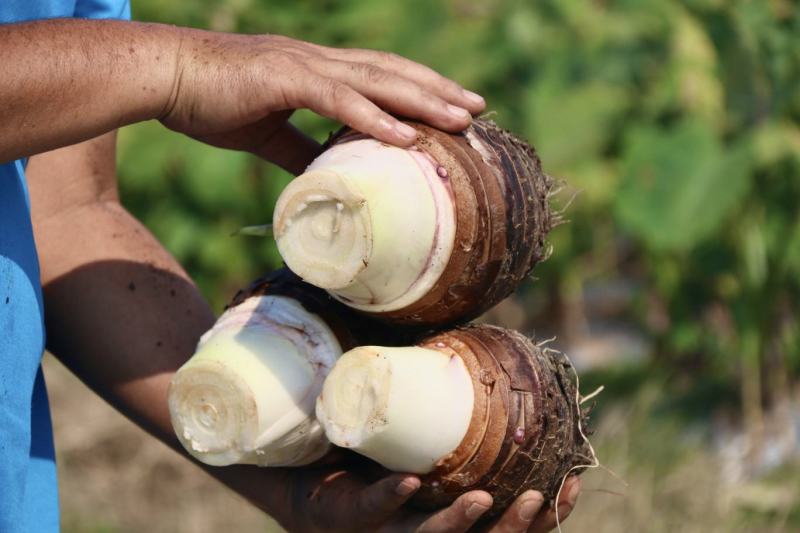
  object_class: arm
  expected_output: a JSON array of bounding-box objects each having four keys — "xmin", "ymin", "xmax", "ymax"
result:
[
  {"xmin": 27, "ymin": 135, "xmax": 579, "ymax": 532},
  {"xmin": 27, "ymin": 131, "xmax": 322, "ymax": 523},
  {"xmin": 27, "ymin": 131, "xmax": 214, "ymax": 445},
  {"xmin": 0, "ymin": 19, "xmax": 485, "ymax": 168},
  {"xmin": 0, "ymin": 20, "xmax": 173, "ymax": 162}
]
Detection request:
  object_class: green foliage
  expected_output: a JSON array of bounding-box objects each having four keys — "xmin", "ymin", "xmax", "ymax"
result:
[
  {"xmin": 119, "ymin": 0, "xmax": 800, "ymax": 396},
  {"xmin": 615, "ymin": 119, "xmax": 752, "ymax": 251}
]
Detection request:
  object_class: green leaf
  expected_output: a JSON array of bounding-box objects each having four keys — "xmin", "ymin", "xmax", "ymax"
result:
[
  {"xmin": 671, "ymin": 11, "xmax": 724, "ymax": 126},
  {"xmin": 752, "ymin": 120, "xmax": 800, "ymax": 167},
  {"xmin": 527, "ymin": 76, "xmax": 629, "ymax": 171},
  {"xmin": 614, "ymin": 120, "xmax": 752, "ymax": 251},
  {"xmin": 232, "ymin": 224, "xmax": 274, "ymax": 238}
]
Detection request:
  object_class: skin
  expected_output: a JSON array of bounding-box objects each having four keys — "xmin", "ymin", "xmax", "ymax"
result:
[
  {"xmin": 0, "ymin": 19, "xmax": 484, "ymax": 169},
  {"xmin": 9, "ymin": 17, "xmax": 582, "ymax": 532}
]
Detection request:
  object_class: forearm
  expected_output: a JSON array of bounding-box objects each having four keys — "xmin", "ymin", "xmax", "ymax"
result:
[
  {"xmin": 36, "ymin": 200, "xmax": 211, "ymax": 443},
  {"xmin": 0, "ymin": 19, "xmax": 178, "ymax": 162},
  {"xmin": 37, "ymin": 200, "xmax": 293, "ymax": 517},
  {"xmin": 27, "ymin": 135, "xmax": 206, "ymax": 445},
  {"xmin": 27, "ymin": 137, "xmax": 293, "ymax": 523}
]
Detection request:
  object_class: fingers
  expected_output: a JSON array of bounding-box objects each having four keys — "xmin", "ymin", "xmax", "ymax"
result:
[
  {"xmin": 412, "ymin": 490, "xmax": 494, "ymax": 533},
  {"xmin": 167, "ymin": 33, "xmax": 486, "ymax": 153},
  {"xmin": 381, "ymin": 477, "xmax": 580, "ymax": 533},
  {"xmin": 280, "ymin": 39, "xmax": 486, "ymax": 145},
  {"xmin": 321, "ymin": 47, "xmax": 486, "ymax": 115},
  {"xmin": 319, "ymin": 60, "xmax": 473, "ymax": 132},
  {"xmin": 351, "ymin": 474, "xmax": 421, "ymax": 528},
  {"xmin": 487, "ymin": 491, "xmax": 545, "ymax": 533},
  {"xmin": 287, "ymin": 73, "xmax": 420, "ymax": 146},
  {"xmin": 528, "ymin": 477, "xmax": 581, "ymax": 533}
]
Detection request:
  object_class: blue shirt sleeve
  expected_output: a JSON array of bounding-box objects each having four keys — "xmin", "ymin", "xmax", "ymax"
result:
[
  {"xmin": 74, "ymin": 0, "xmax": 130, "ymax": 20},
  {"xmin": 0, "ymin": 2, "xmax": 132, "ymax": 532}
]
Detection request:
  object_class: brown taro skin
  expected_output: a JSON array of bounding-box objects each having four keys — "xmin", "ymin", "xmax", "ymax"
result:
[
  {"xmin": 324, "ymin": 119, "xmax": 556, "ymax": 328},
  {"xmin": 410, "ymin": 324, "xmax": 591, "ymax": 518}
]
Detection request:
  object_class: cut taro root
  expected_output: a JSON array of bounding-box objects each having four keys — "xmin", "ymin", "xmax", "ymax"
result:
[
  {"xmin": 273, "ymin": 119, "xmax": 556, "ymax": 327},
  {"xmin": 168, "ymin": 269, "xmax": 388, "ymax": 467},
  {"xmin": 169, "ymin": 118, "xmax": 592, "ymax": 518},
  {"xmin": 316, "ymin": 324, "xmax": 592, "ymax": 517}
]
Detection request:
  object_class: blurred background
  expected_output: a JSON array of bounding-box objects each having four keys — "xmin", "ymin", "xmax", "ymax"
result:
[{"xmin": 47, "ymin": 0, "xmax": 800, "ymax": 531}]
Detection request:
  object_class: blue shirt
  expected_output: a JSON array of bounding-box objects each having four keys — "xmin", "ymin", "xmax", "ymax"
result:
[{"xmin": 0, "ymin": 2, "xmax": 130, "ymax": 531}]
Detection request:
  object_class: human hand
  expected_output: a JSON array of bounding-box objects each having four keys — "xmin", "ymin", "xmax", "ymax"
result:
[
  {"xmin": 159, "ymin": 31, "xmax": 486, "ymax": 174},
  {"xmin": 272, "ymin": 459, "xmax": 580, "ymax": 533}
]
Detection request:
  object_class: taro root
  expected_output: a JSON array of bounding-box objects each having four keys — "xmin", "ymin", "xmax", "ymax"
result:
[
  {"xmin": 316, "ymin": 324, "xmax": 590, "ymax": 517},
  {"xmin": 169, "ymin": 117, "xmax": 593, "ymax": 517},
  {"xmin": 273, "ymin": 119, "xmax": 556, "ymax": 327},
  {"xmin": 168, "ymin": 269, "xmax": 387, "ymax": 467}
]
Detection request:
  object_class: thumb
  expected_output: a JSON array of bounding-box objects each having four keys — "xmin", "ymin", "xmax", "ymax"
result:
[
  {"xmin": 253, "ymin": 120, "xmax": 322, "ymax": 176},
  {"xmin": 190, "ymin": 110, "xmax": 323, "ymax": 176},
  {"xmin": 351, "ymin": 474, "xmax": 421, "ymax": 529}
]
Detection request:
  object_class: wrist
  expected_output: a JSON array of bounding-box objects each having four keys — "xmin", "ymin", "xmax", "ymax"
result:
[
  {"xmin": 118, "ymin": 21, "xmax": 188, "ymax": 124},
  {"xmin": 149, "ymin": 23, "xmax": 189, "ymax": 122},
  {"xmin": 207, "ymin": 464, "xmax": 296, "ymax": 526}
]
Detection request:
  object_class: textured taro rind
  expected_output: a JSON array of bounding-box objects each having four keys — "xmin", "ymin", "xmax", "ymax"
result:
[
  {"xmin": 324, "ymin": 119, "xmax": 555, "ymax": 327},
  {"xmin": 227, "ymin": 268, "xmax": 397, "ymax": 350},
  {"xmin": 411, "ymin": 324, "xmax": 591, "ymax": 517}
]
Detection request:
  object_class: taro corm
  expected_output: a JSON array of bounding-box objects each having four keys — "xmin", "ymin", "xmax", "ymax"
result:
[
  {"xmin": 316, "ymin": 324, "xmax": 592, "ymax": 517},
  {"xmin": 273, "ymin": 119, "xmax": 557, "ymax": 327},
  {"xmin": 168, "ymin": 119, "xmax": 594, "ymax": 518}
]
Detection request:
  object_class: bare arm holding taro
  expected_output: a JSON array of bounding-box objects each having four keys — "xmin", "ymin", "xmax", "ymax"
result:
[
  {"xmin": 0, "ymin": 18, "xmax": 484, "ymax": 168},
  {"xmin": 26, "ymin": 133, "xmax": 579, "ymax": 532},
  {"xmin": 9, "ymin": 17, "xmax": 580, "ymax": 527}
]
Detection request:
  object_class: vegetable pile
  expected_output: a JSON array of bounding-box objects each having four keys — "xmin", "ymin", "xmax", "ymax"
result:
[{"xmin": 168, "ymin": 118, "xmax": 594, "ymax": 517}]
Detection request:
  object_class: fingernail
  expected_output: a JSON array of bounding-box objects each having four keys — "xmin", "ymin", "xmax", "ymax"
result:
[
  {"xmin": 462, "ymin": 89, "xmax": 485, "ymax": 106},
  {"xmin": 465, "ymin": 502, "xmax": 490, "ymax": 520},
  {"xmin": 567, "ymin": 480, "xmax": 581, "ymax": 504},
  {"xmin": 394, "ymin": 121, "xmax": 417, "ymax": 140},
  {"xmin": 447, "ymin": 104, "xmax": 471, "ymax": 119},
  {"xmin": 395, "ymin": 478, "xmax": 419, "ymax": 496},
  {"xmin": 518, "ymin": 499, "xmax": 541, "ymax": 522}
]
